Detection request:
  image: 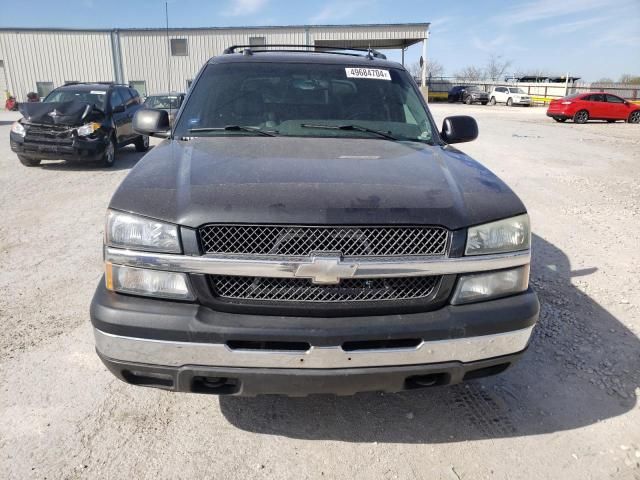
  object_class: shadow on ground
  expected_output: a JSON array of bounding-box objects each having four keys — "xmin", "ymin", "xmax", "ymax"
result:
[
  {"xmin": 220, "ymin": 234, "xmax": 639, "ymax": 443},
  {"xmin": 37, "ymin": 145, "xmax": 150, "ymax": 172}
]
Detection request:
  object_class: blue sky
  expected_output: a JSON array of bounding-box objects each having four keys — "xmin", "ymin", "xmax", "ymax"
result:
[{"xmin": 2, "ymin": 0, "xmax": 639, "ymax": 81}]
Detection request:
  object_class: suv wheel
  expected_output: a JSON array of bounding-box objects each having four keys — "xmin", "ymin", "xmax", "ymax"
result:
[
  {"xmin": 18, "ymin": 155, "xmax": 41, "ymax": 167},
  {"xmin": 629, "ymin": 111, "xmax": 640, "ymax": 124},
  {"xmin": 506, "ymin": 98, "xmax": 513, "ymax": 107},
  {"xmin": 490, "ymin": 97, "xmax": 496, "ymax": 106},
  {"xmin": 573, "ymin": 110, "xmax": 589, "ymax": 124},
  {"xmin": 465, "ymin": 96, "xmax": 472, "ymax": 105},
  {"xmin": 101, "ymin": 136, "xmax": 117, "ymax": 167},
  {"xmin": 135, "ymin": 135, "xmax": 150, "ymax": 152}
]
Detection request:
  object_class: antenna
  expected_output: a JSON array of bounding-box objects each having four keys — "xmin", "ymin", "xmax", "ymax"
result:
[{"xmin": 165, "ymin": 2, "xmax": 171, "ymax": 93}]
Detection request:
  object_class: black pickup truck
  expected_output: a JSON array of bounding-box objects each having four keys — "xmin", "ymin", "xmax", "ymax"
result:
[
  {"xmin": 91, "ymin": 46, "xmax": 539, "ymax": 396},
  {"xmin": 10, "ymin": 82, "xmax": 149, "ymax": 167}
]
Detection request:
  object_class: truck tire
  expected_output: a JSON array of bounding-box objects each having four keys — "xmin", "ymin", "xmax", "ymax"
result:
[
  {"xmin": 134, "ymin": 135, "xmax": 150, "ymax": 152},
  {"xmin": 465, "ymin": 96, "xmax": 472, "ymax": 105},
  {"xmin": 18, "ymin": 155, "xmax": 41, "ymax": 167},
  {"xmin": 490, "ymin": 97, "xmax": 496, "ymax": 105}
]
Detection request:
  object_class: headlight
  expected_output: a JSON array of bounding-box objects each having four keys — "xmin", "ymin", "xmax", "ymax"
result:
[
  {"xmin": 106, "ymin": 263, "xmax": 194, "ymax": 300},
  {"xmin": 77, "ymin": 122, "xmax": 101, "ymax": 137},
  {"xmin": 451, "ymin": 265, "xmax": 529, "ymax": 305},
  {"xmin": 11, "ymin": 121, "xmax": 26, "ymax": 137},
  {"xmin": 105, "ymin": 210, "xmax": 181, "ymax": 253},
  {"xmin": 466, "ymin": 214, "xmax": 530, "ymax": 255}
]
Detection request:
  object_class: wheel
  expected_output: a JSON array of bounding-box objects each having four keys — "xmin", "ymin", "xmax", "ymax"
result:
[
  {"xmin": 465, "ymin": 96, "xmax": 472, "ymax": 105},
  {"xmin": 18, "ymin": 155, "xmax": 41, "ymax": 167},
  {"xmin": 507, "ymin": 98, "xmax": 513, "ymax": 107},
  {"xmin": 481, "ymin": 101, "xmax": 488, "ymax": 105},
  {"xmin": 629, "ymin": 111, "xmax": 640, "ymax": 123},
  {"xmin": 573, "ymin": 110, "xmax": 589, "ymax": 124},
  {"xmin": 553, "ymin": 117, "xmax": 567, "ymax": 123},
  {"xmin": 101, "ymin": 136, "xmax": 116, "ymax": 167},
  {"xmin": 135, "ymin": 134, "xmax": 150, "ymax": 152},
  {"xmin": 489, "ymin": 97, "xmax": 496, "ymax": 106}
]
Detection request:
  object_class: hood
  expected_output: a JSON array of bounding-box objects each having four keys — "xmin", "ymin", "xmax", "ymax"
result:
[
  {"xmin": 109, "ymin": 137, "xmax": 526, "ymax": 230},
  {"xmin": 19, "ymin": 100, "xmax": 102, "ymax": 126}
]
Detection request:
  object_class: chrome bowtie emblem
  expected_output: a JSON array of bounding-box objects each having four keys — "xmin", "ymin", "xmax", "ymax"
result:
[{"xmin": 294, "ymin": 256, "xmax": 357, "ymax": 285}]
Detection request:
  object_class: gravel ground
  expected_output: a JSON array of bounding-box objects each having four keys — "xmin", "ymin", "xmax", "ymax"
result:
[{"xmin": 1, "ymin": 105, "xmax": 639, "ymax": 480}]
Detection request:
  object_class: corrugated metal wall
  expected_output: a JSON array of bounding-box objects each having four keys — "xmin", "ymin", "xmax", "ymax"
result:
[
  {"xmin": 0, "ymin": 25, "xmax": 428, "ymax": 101},
  {"xmin": 0, "ymin": 30, "xmax": 114, "ymax": 100},
  {"xmin": 119, "ymin": 27, "xmax": 307, "ymax": 94}
]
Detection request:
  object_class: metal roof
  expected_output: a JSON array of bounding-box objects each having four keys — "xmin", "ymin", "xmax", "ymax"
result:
[{"xmin": 0, "ymin": 23, "xmax": 429, "ymax": 33}]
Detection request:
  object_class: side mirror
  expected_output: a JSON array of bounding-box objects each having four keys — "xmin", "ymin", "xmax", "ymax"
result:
[
  {"xmin": 133, "ymin": 108, "xmax": 170, "ymax": 138},
  {"xmin": 440, "ymin": 115, "xmax": 478, "ymax": 144},
  {"xmin": 112, "ymin": 104, "xmax": 126, "ymax": 114}
]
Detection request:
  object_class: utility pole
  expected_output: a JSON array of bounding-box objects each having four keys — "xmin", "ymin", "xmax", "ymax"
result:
[{"xmin": 421, "ymin": 28, "xmax": 430, "ymax": 102}]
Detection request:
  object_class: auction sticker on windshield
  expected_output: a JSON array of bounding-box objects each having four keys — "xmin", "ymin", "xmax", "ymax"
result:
[{"xmin": 345, "ymin": 68, "xmax": 391, "ymax": 80}]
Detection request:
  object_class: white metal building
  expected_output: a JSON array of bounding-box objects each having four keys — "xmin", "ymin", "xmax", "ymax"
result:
[{"xmin": 0, "ymin": 23, "xmax": 429, "ymax": 101}]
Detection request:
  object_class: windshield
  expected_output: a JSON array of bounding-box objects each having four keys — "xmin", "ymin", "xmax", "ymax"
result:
[
  {"xmin": 509, "ymin": 88, "xmax": 526, "ymax": 94},
  {"xmin": 144, "ymin": 95, "xmax": 182, "ymax": 109},
  {"xmin": 174, "ymin": 62, "xmax": 435, "ymax": 143},
  {"xmin": 44, "ymin": 89, "xmax": 107, "ymax": 110}
]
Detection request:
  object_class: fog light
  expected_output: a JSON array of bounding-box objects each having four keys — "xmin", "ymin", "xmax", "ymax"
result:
[
  {"xmin": 105, "ymin": 263, "xmax": 194, "ymax": 300},
  {"xmin": 451, "ymin": 265, "xmax": 529, "ymax": 305}
]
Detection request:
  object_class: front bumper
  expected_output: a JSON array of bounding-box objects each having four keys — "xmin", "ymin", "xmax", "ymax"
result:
[
  {"xmin": 97, "ymin": 349, "xmax": 527, "ymax": 396},
  {"xmin": 10, "ymin": 131, "xmax": 108, "ymax": 162},
  {"xmin": 90, "ymin": 281, "xmax": 539, "ymax": 395}
]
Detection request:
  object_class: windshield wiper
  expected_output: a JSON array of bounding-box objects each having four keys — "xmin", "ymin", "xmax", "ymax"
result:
[
  {"xmin": 188, "ymin": 125, "xmax": 276, "ymax": 137},
  {"xmin": 300, "ymin": 123, "xmax": 398, "ymax": 141}
]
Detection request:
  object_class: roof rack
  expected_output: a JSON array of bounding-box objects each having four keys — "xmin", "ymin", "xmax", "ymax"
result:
[
  {"xmin": 222, "ymin": 44, "xmax": 387, "ymax": 60},
  {"xmin": 62, "ymin": 81, "xmax": 130, "ymax": 87}
]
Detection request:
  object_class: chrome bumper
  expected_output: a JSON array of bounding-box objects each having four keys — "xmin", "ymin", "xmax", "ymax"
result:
[{"xmin": 94, "ymin": 326, "xmax": 535, "ymax": 369}]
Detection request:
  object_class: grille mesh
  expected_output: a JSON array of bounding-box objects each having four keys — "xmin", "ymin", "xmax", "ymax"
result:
[
  {"xmin": 199, "ymin": 225, "xmax": 449, "ymax": 256},
  {"xmin": 25, "ymin": 124, "xmax": 74, "ymax": 146},
  {"xmin": 210, "ymin": 275, "xmax": 441, "ymax": 303}
]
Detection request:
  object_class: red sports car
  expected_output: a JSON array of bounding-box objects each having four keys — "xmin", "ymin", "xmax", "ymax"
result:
[{"xmin": 547, "ymin": 93, "xmax": 640, "ymax": 124}]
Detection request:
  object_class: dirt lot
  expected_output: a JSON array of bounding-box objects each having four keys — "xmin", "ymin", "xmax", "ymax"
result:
[{"xmin": 1, "ymin": 104, "xmax": 639, "ymax": 480}]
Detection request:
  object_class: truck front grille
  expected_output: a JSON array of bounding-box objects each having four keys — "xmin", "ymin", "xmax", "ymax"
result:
[
  {"xmin": 199, "ymin": 225, "xmax": 449, "ymax": 257},
  {"xmin": 210, "ymin": 275, "xmax": 441, "ymax": 303}
]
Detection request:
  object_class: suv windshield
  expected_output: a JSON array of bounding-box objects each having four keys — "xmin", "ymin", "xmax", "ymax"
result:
[
  {"xmin": 144, "ymin": 95, "xmax": 182, "ymax": 109},
  {"xmin": 44, "ymin": 89, "xmax": 107, "ymax": 110},
  {"xmin": 174, "ymin": 62, "xmax": 435, "ymax": 143}
]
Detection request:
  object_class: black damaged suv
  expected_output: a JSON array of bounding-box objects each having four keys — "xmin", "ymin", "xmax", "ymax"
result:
[
  {"xmin": 91, "ymin": 46, "xmax": 539, "ymax": 396},
  {"xmin": 10, "ymin": 82, "xmax": 149, "ymax": 167}
]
